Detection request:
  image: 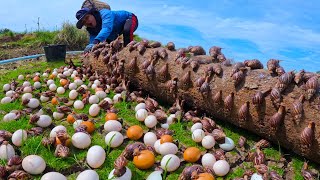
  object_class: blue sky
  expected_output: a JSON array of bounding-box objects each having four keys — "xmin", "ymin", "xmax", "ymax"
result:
[{"xmin": 1, "ymin": 0, "xmax": 320, "ymax": 72}]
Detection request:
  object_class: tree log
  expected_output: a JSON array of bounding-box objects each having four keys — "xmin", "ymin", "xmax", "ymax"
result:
[{"xmin": 83, "ymin": 42, "xmax": 320, "ymax": 163}]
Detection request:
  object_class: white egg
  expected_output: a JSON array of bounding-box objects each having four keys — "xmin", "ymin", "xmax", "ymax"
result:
[
  {"xmin": 0, "ymin": 142, "xmax": 15, "ymax": 160},
  {"xmin": 23, "ymin": 81, "xmax": 30, "ymax": 87},
  {"xmin": 18, "ymin": 75, "xmax": 24, "ymax": 80},
  {"xmin": 76, "ymin": 170, "xmax": 99, "ymax": 180},
  {"xmin": 40, "ymin": 95, "xmax": 50, "ymax": 102},
  {"xmin": 109, "ymin": 167, "xmax": 132, "ymax": 180},
  {"xmin": 86, "ymin": 145, "xmax": 106, "ymax": 168},
  {"xmin": 36, "ymin": 108, "xmax": 45, "ymax": 116},
  {"xmin": 146, "ymin": 171, "xmax": 162, "ymax": 180},
  {"xmin": 37, "ymin": 115, "xmax": 52, "ymax": 127},
  {"xmin": 96, "ymin": 91, "xmax": 107, "ymax": 99},
  {"xmin": 89, "ymin": 95, "xmax": 99, "ymax": 104},
  {"xmin": 22, "ymin": 155, "xmax": 46, "ymax": 175},
  {"xmin": 80, "ymin": 84, "xmax": 88, "ymax": 89},
  {"xmin": 68, "ymin": 83, "xmax": 77, "ymax": 90},
  {"xmin": 89, "ymin": 104, "xmax": 100, "ymax": 117},
  {"xmin": 219, "ymin": 137, "xmax": 235, "ymax": 151},
  {"xmin": 41, "ymin": 172, "xmax": 67, "ymax": 180},
  {"xmin": 94, "ymin": 80, "xmax": 101, "ymax": 85},
  {"xmin": 74, "ymin": 79, "xmax": 83, "ymax": 86},
  {"xmin": 49, "ymin": 84, "xmax": 57, "ymax": 91},
  {"xmin": 160, "ymin": 154, "xmax": 180, "ymax": 172},
  {"xmin": 135, "ymin": 109, "xmax": 148, "ymax": 121},
  {"xmin": 144, "ymin": 115, "xmax": 157, "ymax": 128},
  {"xmin": 143, "ymin": 132, "xmax": 157, "ymax": 147},
  {"xmin": 3, "ymin": 84, "xmax": 11, "ymax": 91},
  {"xmin": 63, "ymin": 71, "xmax": 71, "ymax": 77},
  {"xmin": 42, "ymin": 73, "xmax": 48, "ymax": 78},
  {"xmin": 49, "ymin": 125, "xmax": 67, "ymax": 138},
  {"xmin": 103, "ymin": 97, "xmax": 113, "ymax": 104},
  {"xmin": 23, "ymin": 86, "xmax": 32, "ymax": 93},
  {"xmin": 251, "ymin": 173, "xmax": 264, "ymax": 180},
  {"xmin": 167, "ymin": 114, "xmax": 176, "ymax": 125},
  {"xmin": 134, "ymin": 103, "xmax": 146, "ymax": 112},
  {"xmin": 91, "ymin": 83, "xmax": 97, "ymax": 90},
  {"xmin": 159, "ymin": 142, "xmax": 178, "ymax": 155},
  {"xmin": 72, "ymin": 132, "xmax": 91, "ymax": 149},
  {"xmin": 154, "ymin": 140, "xmax": 161, "ymax": 154},
  {"xmin": 12, "ymin": 129, "xmax": 27, "ymax": 147},
  {"xmin": 5, "ymin": 90, "xmax": 15, "ymax": 97},
  {"xmin": 74, "ymin": 100, "xmax": 84, "ymax": 110},
  {"xmin": 105, "ymin": 131, "xmax": 124, "ymax": 148},
  {"xmin": 104, "ymin": 120, "xmax": 122, "ymax": 132},
  {"xmin": 73, "ymin": 70, "xmax": 78, "ymax": 75},
  {"xmin": 52, "ymin": 71, "xmax": 58, "ymax": 76},
  {"xmin": 191, "ymin": 123, "xmax": 203, "ymax": 133},
  {"xmin": 57, "ymin": 87, "xmax": 65, "ymax": 94},
  {"xmin": 201, "ymin": 153, "xmax": 216, "ymax": 169},
  {"xmin": 202, "ymin": 135, "xmax": 216, "ymax": 149},
  {"xmin": 1, "ymin": 97, "xmax": 12, "ymax": 104},
  {"xmin": 53, "ymin": 112, "xmax": 64, "ymax": 120},
  {"xmin": 161, "ymin": 123, "xmax": 169, "ymax": 129},
  {"xmin": 192, "ymin": 129, "xmax": 205, "ymax": 142},
  {"xmin": 73, "ymin": 120, "xmax": 83, "ymax": 129},
  {"xmin": 47, "ymin": 79, "xmax": 54, "ymax": 86},
  {"xmin": 113, "ymin": 93, "xmax": 122, "ymax": 103},
  {"xmin": 3, "ymin": 112, "xmax": 17, "ymax": 121},
  {"xmin": 69, "ymin": 90, "xmax": 78, "ymax": 100},
  {"xmin": 34, "ymin": 82, "xmax": 41, "ymax": 89},
  {"xmin": 22, "ymin": 93, "xmax": 32, "ymax": 101},
  {"xmin": 213, "ymin": 160, "xmax": 230, "ymax": 176},
  {"xmin": 35, "ymin": 72, "xmax": 41, "ymax": 76},
  {"xmin": 27, "ymin": 98, "xmax": 40, "ymax": 109}
]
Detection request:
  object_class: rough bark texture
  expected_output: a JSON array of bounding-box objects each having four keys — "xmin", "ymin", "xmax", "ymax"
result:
[{"xmin": 83, "ymin": 42, "xmax": 320, "ymax": 163}]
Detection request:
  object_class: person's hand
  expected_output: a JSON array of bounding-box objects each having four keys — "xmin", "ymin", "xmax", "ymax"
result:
[{"xmin": 84, "ymin": 44, "xmax": 94, "ymax": 53}]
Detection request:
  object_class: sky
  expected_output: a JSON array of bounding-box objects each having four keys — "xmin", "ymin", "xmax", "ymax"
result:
[{"xmin": 1, "ymin": 0, "xmax": 320, "ymax": 72}]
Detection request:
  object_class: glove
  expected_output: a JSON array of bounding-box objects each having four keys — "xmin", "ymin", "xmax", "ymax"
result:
[{"xmin": 84, "ymin": 44, "xmax": 94, "ymax": 53}]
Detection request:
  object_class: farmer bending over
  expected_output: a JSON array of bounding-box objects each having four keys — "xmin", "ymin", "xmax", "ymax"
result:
[{"xmin": 76, "ymin": 7, "xmax": 138, "ymax": 53}]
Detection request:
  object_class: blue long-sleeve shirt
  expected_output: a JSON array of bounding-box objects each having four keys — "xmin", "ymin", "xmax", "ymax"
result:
[{"xmin": 89, "ymin": 9, "xmax": 132, "ymax": 44}]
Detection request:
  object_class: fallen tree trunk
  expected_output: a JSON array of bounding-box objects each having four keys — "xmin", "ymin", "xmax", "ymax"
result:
[{"xmin": 83, "ymin": 40, "xmax": 320, "ymax": 163}]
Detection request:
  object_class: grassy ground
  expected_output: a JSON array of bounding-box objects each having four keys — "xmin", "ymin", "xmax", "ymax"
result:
[{"xmin": 0, "ymin": 59, "xmax": 319, "ymax": 179}]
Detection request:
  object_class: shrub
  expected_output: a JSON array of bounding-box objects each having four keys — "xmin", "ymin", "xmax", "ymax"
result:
[{"xmin": 53, "ymin": 22, "xmax": 89, "ymax": 50}]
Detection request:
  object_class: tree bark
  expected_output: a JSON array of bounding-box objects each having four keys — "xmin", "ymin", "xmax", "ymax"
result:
[{"xmin": 83, "ymin": 43, "xmax": 320, "ymax": 163}]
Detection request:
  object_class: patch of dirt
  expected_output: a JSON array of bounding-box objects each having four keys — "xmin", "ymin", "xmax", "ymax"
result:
[
  {"xmin": 0, "ymin": 34, "xmax": 24, "ymax": 43},
  {"xmin": 0, "ymin": 46, "xmax": 43, "ymax": 60}
]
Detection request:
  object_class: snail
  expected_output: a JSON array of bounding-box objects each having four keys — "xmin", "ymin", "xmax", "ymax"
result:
[
  {"xmin": 276, "ymin": 66, "xmax": 286, "ymax": 76},
  {"xmin": 180, "ymin": 71, "xmax": 192, "ymax": 89},
  {"xmin": 270, "ymin": 105, "xmax": 286, "ymax": 130},
  {"xmin": 238, "ymin": 136, "xmax": 247, "ymax": 148},
  {"xmin": 292, "ymin": 95, "xmax": 305, "ymax": 124},
  {"xmin": 166, "ymin": 42, "xmax": 175, "ymax": 51},
  {"xmin": 8, "ymin": 170, "xmax": 31, "ymax": 180},
  {"xmin": 158, "ymin": 48, "xmax": 168, "ymax": 59},
  {"xmin": 254, "ymin": 139, "xmax": 270, "ymax": 149},
  {"xmin": 300, "ymin": 122, "xmax": 315, "ymax": 147},
  {"xmin": 270, "ymin": 88, "xmax": 282, "ymax": 107},
  {"xmin": 209, "ymin": 46, "xmax": 222, "ymax": 59},
  {"xmin": 277, "ymin": 71, "xmax": 294, "ymax": 92},
  {"xmin": 211, "ymin": 129, "xmax": 226, "ymax": 144},
  {"xmin": 253, "ymin": 147, "xmax": 265, "ymax": 165},
  {"xmin": 212, "ymin": 90, "xmax": 222, "ymax": 104},
  {"xmin": 179, "ymin": 165, "xmax": 204, "ymax": 180},
  {"xmin": 267, "ymin": 59, "xmax": 280, "ymax": 73},
  {"xmin": 252, "ymin": 88, "xmax": 271, "ymax": 106},
  {"xmin": 244, "ymin": 59, "xmax": 264, "ymax": 69},
  {"xmin": 157, "ymin": 63, "xmax": 169, "ymax": 83},
  {"xmin": 238, "ymin": 101, "xmax": 250, "ymax": 121},
  {"xmin": 224, "ymin": 92, "xmax": 234, "ymax": 112},
  {"xmin": 201, "ymin": 117, "xmax": 216, "ymax": 133},
  {"xmin": 305, "ymin": 76, "xmax": 318, "ymax": 100},
  {"xmin": 54, "ymin": 144, "xmax": 70, "ymax": 158},
  {"xmin": 294, "ymin": 69, "xmax": 305, "ymax": 84}
]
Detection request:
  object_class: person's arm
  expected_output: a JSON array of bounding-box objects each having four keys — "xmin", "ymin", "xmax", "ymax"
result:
[{"xmin": 94, "ymin": 9, "xmax": 114, "ymax": 42}]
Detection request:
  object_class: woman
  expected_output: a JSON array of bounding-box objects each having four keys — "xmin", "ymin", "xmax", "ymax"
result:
[{"xmin": 76, "ymin": 7, "xmax": 138, "ymax": 52}]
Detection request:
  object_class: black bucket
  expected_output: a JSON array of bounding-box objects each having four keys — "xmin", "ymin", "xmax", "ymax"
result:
[{"xmin": 43, "ymin": 44, "xmax": 67, "ymax": 62}]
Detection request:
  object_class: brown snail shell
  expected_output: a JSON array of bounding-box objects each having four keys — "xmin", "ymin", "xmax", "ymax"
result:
[
  {"xmin": 6, "ymin": 155, "xmax": 22, "ymax": 172},
  {"xmin": 232, "ymin": 70, "xmax": 245, "ymax": 85},
  {"xmin": 113, "ymin": 155, "xmax": 128, "ymax": 177},
  {"xmin": 301, "ymin": 162, "xmax": 314, "ymax": 180},
  {"xmin": 238, "ymin": 136, "xmax": 247, "ymax": 148},
  {"xmin": 305, "ymin": 76, "xmax": 318, "ymax": 100},
  {"xmin": 166, "ymin": 42, "xmax": 175, "ymax": 51},
  {"xmin": 212, "ymin": 129, "xmax": 226, "ymax": 144},
  {"xmin": 294, "ymin": 69, "xmax": 305, "ymax": 84},
  {"xmin": 27, "ymin": 127, "xmax": 44, "ymax": 136},
  {"xmin": 145, "ymin": 61, "xmax": 155, "ymax": 79},
  {"xmin": 267, "ymin": 59, "xmax": 280, "ymax": 73},
  {"xmin": 190, "ymin": 46, "xmax": 206, "ymax": 55},
  {"xmin": 214, "ymin": 149, "xmax": 226, "ymax": 160},
  {"xmin": 153, "ymin": 109, "xmax": 168, "ymax": 123},
  {"xmin": 212, "ymin": 90, "xmax": 222, "ymax": 104},
  {"xmin": 8, "ymin": 170, "xmax": 31, "ymax": 180},
  {"xmin": 209, "ymin": 46, "xmax": 222, "ymax": 58},
  {"xmin": 155, "ymin": 128, "xmax": 174, "ymax": 139},
  {"xmin": 244, "ymin": 59, "xmax": 263, "ymax": 69},
  {"xmin": 224, "ymin": 92, "xmax": 234, "ymax": 112},
  {"xmin": 54, "ymin": 144, "xmax": 70, "ymax": 158},
  {"xmin": 217, "ymin": 54, "xmax": 226, "ymax": 62},
  {"xmin": 238, "ymin": 101, "xmax": 250, "ymax": 121},
  {"xmin": 149, "ymin": 41, "xmax": 161, "ymax": 48},
  {"xmin": 270, "ymin": 105, "xmax": 286, "ymax": 130},
  {"xmin": 252, "ymin": 88, "xmax": 271, "ymax": 105},
  {"xmin": 179, "ymin": 165, "xmax": 205, "ymax": 180},
  {"xmin": 190, "ymin": 60, "xmax": 200, "ymax": 71},
  {"xmin": 292, "ymin": 95, "xmax": 304, "ymax": 124},
  {"xmin": 137, "ymin": 43, "xmax": 146, "ymax": 55},
  {"xmin": 199, "ymin": 76, "xmax": 210, "ymax": 95},
  {"xmin": 277, "ymin": 71, "xmax": 294, "ymax": 92},
  {"xmin": 269, "ymin": 171, "xmax": 283, "ymax": 180},
  {"xmin": 201, "ymin": 117, "xmax": 216, "ymax": 133},
  {"xmin": 157, "ymin": 63, "xmax": 169, "ymax": 83},
  {"xmin": 127, "ymin": 57, "xmax": 137, "ymax": 75},
  {"xmin": 158, "ymin": 48, "xmax": 168, "ymax": 59},
  {"xmin": 195, "ymin": 76, "xmax": 206, "ymax": 88},
  {"xmin": 253, "ymin": 147, "xmax": 265, "ymax": 165},
  {"xmin": 231, "ymin": 62, "xmax": 245, "ymax": 77},
  {"xmin": 270, "ymin": 88, "xmax": 282, "ymax": 106},
  {"xmin": 254, "ymin": 164, "xmax": 268, "ymax": 174},
  {"xmin": 300, "ymin": 122, "xmax": 315, "ymax": 147},
  {"xmin": 122, "ymin": 142, "xmax": 146, "ymax": 160},
  {"xmin": 255, "ymin": 139, "xmax": 270, "ymax": 149},
  {"xmin": 180, "ymin": 71, "xmax": 192, "ymax": 89},
  {"xmin": 276, "ymin": 66, "xmax": 286, "ymax": 76},
  {"xmin": 42, "ymin": 137, "xmax": 55, "ymax": 147},
  {"xmin": 212, "ymin": 64, "xmax": 223, "ymax": 76},
  {"xmin": 0, "ymin": 130, "xmax": 13, "ymax": 139}
]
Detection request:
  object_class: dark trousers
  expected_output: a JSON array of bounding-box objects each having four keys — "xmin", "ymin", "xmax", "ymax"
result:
[{"xmin": 123, "ymin": 14, "xmax": 138, "ymax": 46}]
